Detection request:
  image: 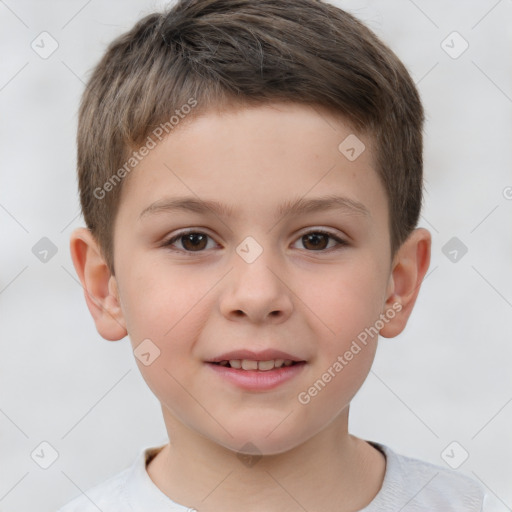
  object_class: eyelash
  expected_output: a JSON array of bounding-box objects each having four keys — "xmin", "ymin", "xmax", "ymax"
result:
[{"xmin": 162, "ymin": 229, "xmax": 347, "ymax": 254}]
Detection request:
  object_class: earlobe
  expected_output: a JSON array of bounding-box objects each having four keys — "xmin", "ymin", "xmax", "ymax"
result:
[
  {"xmin": 69, "ymin": 227, "xmax": 127, "ymax": 341},
  {"xmin": 379, "ymin": 228, "xmax": 432, "ymax": 338}
]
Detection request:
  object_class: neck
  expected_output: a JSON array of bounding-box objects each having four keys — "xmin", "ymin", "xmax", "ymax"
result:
[{"xmin": 147, "ymin": 407, "xmax": 386, "ymax": 512}]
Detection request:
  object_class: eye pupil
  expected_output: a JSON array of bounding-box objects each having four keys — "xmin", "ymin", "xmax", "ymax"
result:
[
  {"xmin": 183, "ymin": 233, "xmax": 207, "ymax": 250},
  {"xmin": 303, "ymin": 233, "xmax": 328, "ymax": 250}
]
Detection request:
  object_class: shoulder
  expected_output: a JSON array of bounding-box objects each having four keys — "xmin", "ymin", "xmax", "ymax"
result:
[
  {"xmin": 56, "ymin": 466, "xmax": 132, "ymax": 512},
  {"xmin": 55, "ymin": 444, "xmax": 174, "ymax": 512},
  {"xmin": 56, "ymin": 469, "xmax": 130, "ymax": 512},
  {"xmin": 366, "ymin": 443, "xmax": 486, "ymax": 512}
]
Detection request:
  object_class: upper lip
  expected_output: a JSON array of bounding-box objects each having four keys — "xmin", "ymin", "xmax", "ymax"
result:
[{"xmin": 207, "ymin": 349, "xmax": 305, "ymax": 363}]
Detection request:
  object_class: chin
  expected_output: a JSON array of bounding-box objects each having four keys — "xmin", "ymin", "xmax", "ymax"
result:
[
  {"xmin": 205, "ymin": 418, "xmax": 318, "ymax": 458},
  {"xmin": 219, "ymin": 435, "xmax": 303, "ymax": 458}
]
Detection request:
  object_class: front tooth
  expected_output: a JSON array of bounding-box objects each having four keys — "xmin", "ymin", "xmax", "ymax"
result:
[
  {"xmin": 241, "ymin": 359, "xmax": 258, "ymax": 370},
  {"xmin": 274, "ymin": 359, "xmax": 284, "ymax": 368},
  {"xmin": 283, "ymin": 360, "xmax": 293, "ymax": 367},
  {"xmin": 258, "ymin": 360, "xmax": 275, "ymax": 371},
  {"xmin": 229, "ymin": 360, "xmax": 242, "ymax": 369}
]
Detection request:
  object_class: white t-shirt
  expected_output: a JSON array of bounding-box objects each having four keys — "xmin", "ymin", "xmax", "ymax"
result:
[{"xmin": 56, "ymin": 442, "xmax": 490, "ymax": 511}]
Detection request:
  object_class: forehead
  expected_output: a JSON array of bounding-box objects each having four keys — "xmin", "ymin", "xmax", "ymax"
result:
[{"xmin": 116, "ymin": 101, "xmax": 387, "ymax": 231}]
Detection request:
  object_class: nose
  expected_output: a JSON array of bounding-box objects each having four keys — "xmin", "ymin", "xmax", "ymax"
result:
[{"xmin": 219, "ymin": 245, "xmax": 293, "ymax": 324}]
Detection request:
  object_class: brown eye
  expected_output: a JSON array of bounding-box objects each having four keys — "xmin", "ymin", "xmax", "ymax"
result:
[
  {"xmin": 164, "ymin": 231, "xmax": 214, "ymax": 252},
  {"xmin": 181, "ymin": 233, "xmax": 208, "ymax": 251},
  {"xmin": 295, "ymin": 230, "xmax": 346, "ymax": 251},
  {"xmin": 302, "ymin": 232, "xmax": 329, "ymax": 250}
]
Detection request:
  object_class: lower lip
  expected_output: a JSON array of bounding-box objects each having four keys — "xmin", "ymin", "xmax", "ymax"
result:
[{"xmin": 206, "ymin": 362, "xmax": 306, "ymax": 391}]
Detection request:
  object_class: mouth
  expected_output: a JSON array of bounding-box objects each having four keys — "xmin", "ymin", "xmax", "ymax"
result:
[
  {"xmin": 209, "ymin": 359, "xmax": 303, "ymax": 371},
  {"xmin": 206, "ymin": 349, "xmax": 306, "ymax": 370},
  {"xmin": 205, "ymin": 350, "xmax": 307, "ymax": 391}
]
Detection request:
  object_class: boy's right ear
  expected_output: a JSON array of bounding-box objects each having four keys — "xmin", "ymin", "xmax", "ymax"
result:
[{"xmin": 69, "ymin": 227, "xmax": 127, "ymax": 341}]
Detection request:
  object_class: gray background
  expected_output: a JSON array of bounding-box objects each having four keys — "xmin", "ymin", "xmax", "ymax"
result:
[{"xmin": 1, "ymin": 0, "xmax": 511, "ymax": 510}]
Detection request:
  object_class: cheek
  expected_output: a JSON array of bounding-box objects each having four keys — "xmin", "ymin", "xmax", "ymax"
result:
[
  {"xmin": 119, "ymin": 256, "xmax": 211, "ymax": 341},
  {"xmin": 294, "ymin": 260, "xmax": 384, "ymax": 416},
  {"xmin": 120, "ymin": 267, "xmax": 215, "ymax": 408},
  {"xmin": 296, "ymin": 340, "xmax": 377, "ymax": 431},
  {"xmin": 296, "ymin": 255, "xmax": 387, "ymax": 345},
  {"xmin": 120, "ymin": 259, "xmax": 224, "ymax": 365}
]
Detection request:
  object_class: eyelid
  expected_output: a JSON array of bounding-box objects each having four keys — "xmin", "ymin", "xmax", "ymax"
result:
[{"xmin": 296, "ymin": 226, "xmax": 346, "ymax": 239}]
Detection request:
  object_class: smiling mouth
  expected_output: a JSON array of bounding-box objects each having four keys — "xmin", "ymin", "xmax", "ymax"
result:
[{"xmin": 210, "ymin": 359, "xmax": 303, "ymax": 371}]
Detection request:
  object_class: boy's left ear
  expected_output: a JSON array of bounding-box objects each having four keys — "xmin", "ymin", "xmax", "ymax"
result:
[{"xmin": 379, "ymin": 228, "xmax": 431, "ymax": 338}]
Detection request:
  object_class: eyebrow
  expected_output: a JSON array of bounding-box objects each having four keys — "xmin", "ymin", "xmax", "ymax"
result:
[{"xmin": 138, "ymin": 194, "xmax": 371, "ymax": 222}]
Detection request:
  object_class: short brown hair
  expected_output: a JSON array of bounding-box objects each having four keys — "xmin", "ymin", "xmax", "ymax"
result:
[{"xmin": 77, "ymin": 0, "xmax": 424, "ymax": 274}]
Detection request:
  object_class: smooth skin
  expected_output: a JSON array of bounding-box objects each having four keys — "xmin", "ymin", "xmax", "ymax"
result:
[{"xmin": 70, "ymin": 102, "xmax": 431, "ymax": 512}]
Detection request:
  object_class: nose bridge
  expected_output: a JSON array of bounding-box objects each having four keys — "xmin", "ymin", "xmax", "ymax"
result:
[{"xmin": 220, "ymin": 234, "xmax": 292, "ymax": 322}]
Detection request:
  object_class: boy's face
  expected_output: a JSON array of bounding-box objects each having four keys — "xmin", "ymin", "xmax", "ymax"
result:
[{"xmin": 93, "ymin": 102, "xmax": 417, "ymax": 455}]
